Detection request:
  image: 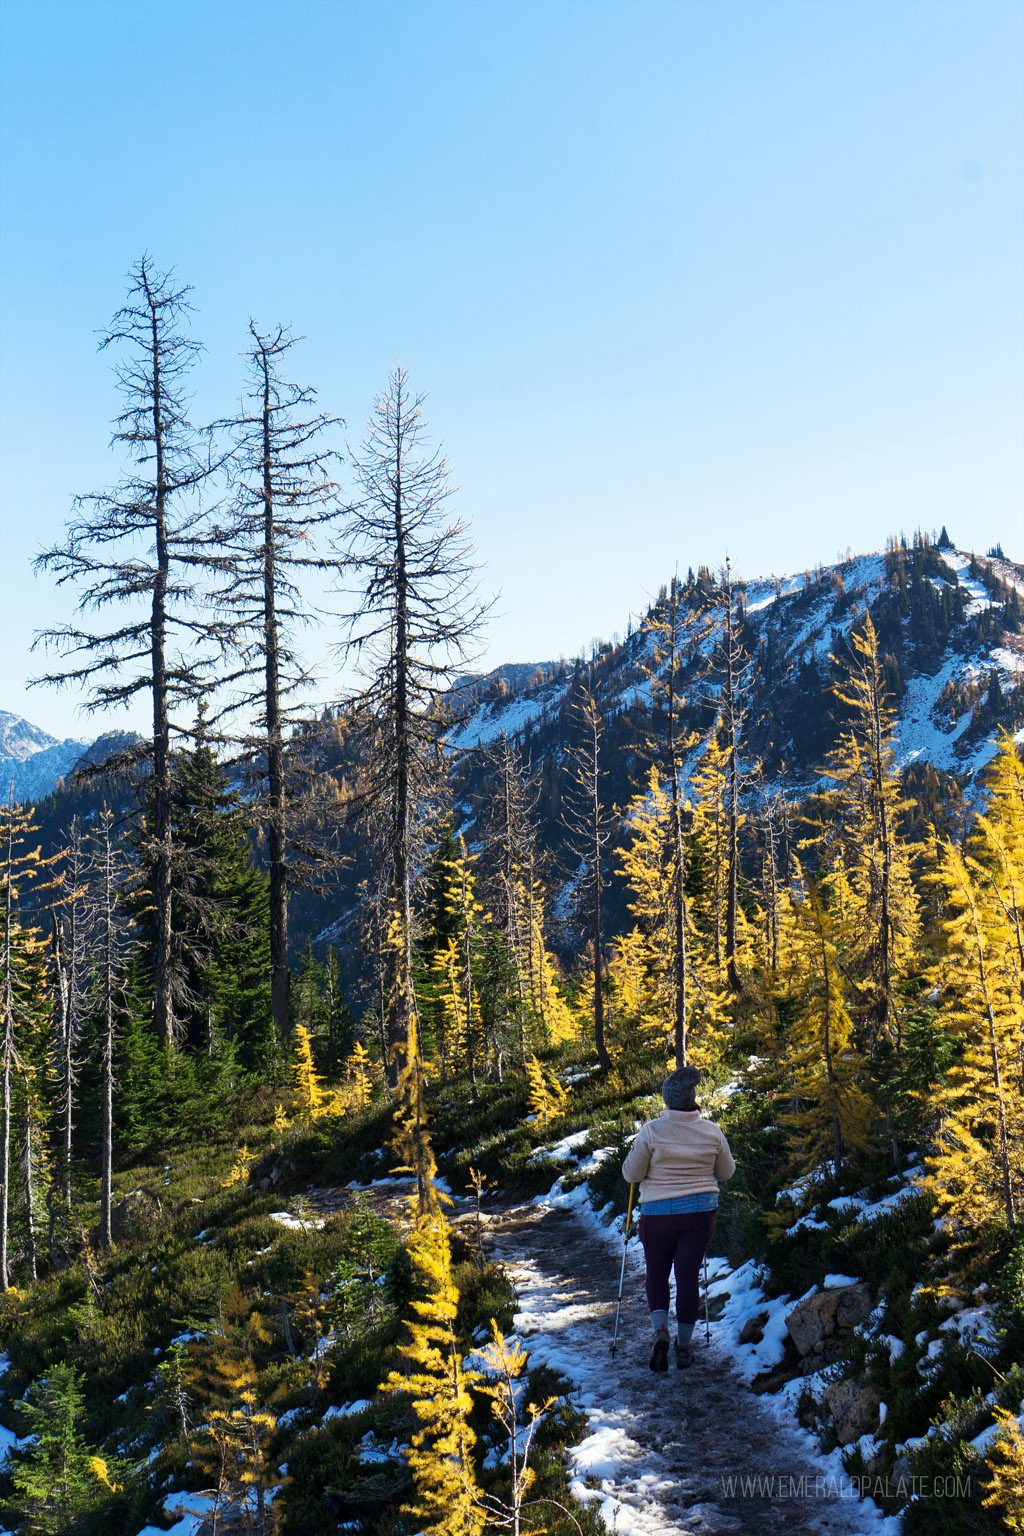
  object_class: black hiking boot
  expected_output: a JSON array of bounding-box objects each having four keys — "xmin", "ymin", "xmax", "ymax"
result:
[
  {"xmin": 675, "ymin": 1343, "xmax": 695, "ymax": 1369},
  {"xmin": 649, "ymin": 1330, "xmax": 670, "ymax": 1372}
]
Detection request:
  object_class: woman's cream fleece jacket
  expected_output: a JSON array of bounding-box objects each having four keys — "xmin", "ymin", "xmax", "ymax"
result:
[{"xmin": 621, "ymin": 1108, "xmax": 736, "ymax": 1202}]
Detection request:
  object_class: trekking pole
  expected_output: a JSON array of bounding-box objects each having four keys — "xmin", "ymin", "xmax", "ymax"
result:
[
  {"xmin": 610, "ymin": 1183, "xmax": 637, "ymax": 1357},
  {"xmin": 702, "ymin": 1254, "xmax": 711, "ymax": 1345}
]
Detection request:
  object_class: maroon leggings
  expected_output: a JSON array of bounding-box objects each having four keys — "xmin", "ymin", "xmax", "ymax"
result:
[{"xmin": 637, "ymin": 1210, "xmax": 717, "ymax": 1324}]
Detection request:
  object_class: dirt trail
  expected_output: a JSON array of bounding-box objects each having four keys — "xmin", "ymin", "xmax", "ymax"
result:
[{"xmin": 483, "ymin": 1199, "xmax": 885, "ymax": 1536}]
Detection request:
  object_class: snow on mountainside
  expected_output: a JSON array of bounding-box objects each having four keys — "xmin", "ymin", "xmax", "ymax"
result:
[
  {"xmin": 449, "ymin": 540, "xmax": 1024, "ymax": 797},
  {"xmin": 0, "ymin": 711, "xmax": 89, "ymax": 803}
]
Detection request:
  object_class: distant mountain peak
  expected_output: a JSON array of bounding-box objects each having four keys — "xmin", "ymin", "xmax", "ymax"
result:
[
  {"xmin": 0, "ymin": 709, "xmax": 65, "ymax": 762},
  {"xmin": 0, "ymin": 710, "xmax": 90, "ymax": 802}
]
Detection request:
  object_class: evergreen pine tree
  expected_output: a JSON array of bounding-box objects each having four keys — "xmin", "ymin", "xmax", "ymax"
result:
[
  {"xmin": 2, "ymin": 1364, "xmax": 114, "ymax": 1534},
  {"xmin": 164, "ymin": 721, "xmax": 273, "ymax": 1066}
]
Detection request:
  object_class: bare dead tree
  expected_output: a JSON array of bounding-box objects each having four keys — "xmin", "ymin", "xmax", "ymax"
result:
[
  {"xmin": 32, "ymin": 257, "xmax": 223, "ymax": 1048},
  {"xmin": 341, "ymin": 364, "xmax": 490, "ymax": 1086},
  {"xmin": 479, "ymin": 734, "xmax": 539, "ymax": 953},
  {"xmin": 0, "ymin": 791, "xmax": 53, "ymax": 1289},
  {"xmin": 211, "ymin": 324, "xmax": 345, "ymax": 1045},
  {"xmin": 50, "ymin": 816, "xmax": 91, "ymax": 1203},
  {"xmin": 561, "ymin": 682, "xmax": 614, "ymax": 1070},
  {"xmin": 1, "ymin": 794, "xmax": 20, "ymax": 1290},
  {"xmin": 86, "ymin": 806, "xmax": 132, "ymax": 1250},
  {"xmin": 753, "ymin": 770, "xmax": 790, "ymax": 983},
  {"xmin": 644, "ymin": 572, "xmax": 702, "ymax": 1065},
  {"xmin": 707, "ymin": 558, "xmax": 753, "ymax": 994},
  {"xmin": 475, "ymin": 734, "xmax": 541, "ymax": 1056}
]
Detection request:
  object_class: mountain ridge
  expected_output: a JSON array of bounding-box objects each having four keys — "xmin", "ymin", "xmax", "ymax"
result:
[
  {"xmin": 9, "ymin": 535, "xmax": 1023, "ymax": 815},
  {"xmin": 449, "ymin": 537, "xmax": 1024, "ymax": 794}
]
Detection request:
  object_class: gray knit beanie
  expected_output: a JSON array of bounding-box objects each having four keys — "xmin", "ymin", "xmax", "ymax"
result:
[{"xmin": 662, "ymin": 1066, "xmax": 702, "ymax": 1110}]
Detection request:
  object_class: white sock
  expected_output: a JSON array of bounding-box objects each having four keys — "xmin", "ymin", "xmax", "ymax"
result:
[
  {"xmin": 677, "ymin": 1321, "xmax": 695, "ymax": 1346},
  {"xmin": 650, "ymin": 1310, "xmax": 670, "ymax": 1336}
]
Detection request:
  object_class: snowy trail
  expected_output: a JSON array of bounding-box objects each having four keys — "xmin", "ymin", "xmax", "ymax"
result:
[{"xmin": 483, "ymin": 1198, "xmax": 894, "ymax": 1536}]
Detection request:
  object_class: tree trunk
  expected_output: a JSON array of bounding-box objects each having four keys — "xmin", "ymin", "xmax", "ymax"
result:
[
  {"xmin": 100, "ymin": 831, "xmax": 116, "ymax": 1250},
  {"xmin": 262, "ymin": 358, "xmax": 291, "ymax": 1049},
  {"xmin": 52, "ymin": 912, "xmax": 73, "ymax": 1203},
  {"xmin": 591, "ymin": 739, "xmax": 609, "ymax": 1070},
  {"xmin": 21, "ymin": 1100, "xmax": 36, "ymax": 1282},
  {"xmin": 389, "ymin": 452, "xmax": 409, "ymax": 1084},
  {"xmin": 724, "ymin": 592, "xmax": 741, "ymax": 994},
  {"xmin": 666, "ymin": 595, "xmax": 688, "ymax": 1067},
  {"xmin": 149, "ymin": 297, "xmax": 175, "ymax": 1050},
  {"xmin": 819, "ymin": 930, "xmax": 843, "ymax": 1176},
  {"xmin": 1, "ymin": 810, "xmax": 14, "ymax": 1289},
  {"xmin": 0, "ymin": 1045, "xmax": 9, "ymax": 1290},
  {"xmin": 870, "ymin": 669, "xmax": 895, "ymax": 1046}
]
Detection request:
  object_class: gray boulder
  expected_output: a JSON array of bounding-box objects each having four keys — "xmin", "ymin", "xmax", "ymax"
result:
[
  {"xmin": 824, "ymin": 1373, "xmax": 882, "ymax": 1445},
  {"xmin": 785, "ymin": 1283, "xmax": 873, "ymax": 1355}
]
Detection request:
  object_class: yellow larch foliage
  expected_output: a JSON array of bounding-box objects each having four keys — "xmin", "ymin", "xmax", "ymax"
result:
[
  {"xmin": 608, "ymin": 926, "xmax": 664, "ymax": 1041},
  {"xmin": 344, "ymin": 1040, "xmax": 374, "ymax": 1109},
  {"xmin": 614, "ymin": 766, "xmax": 730, "ymax": 1069},
  {"xmin": 185, "ymin": 1299, "xmax": 279, "ymax": 1534},
  {"xmin": 204, "ymin": 1359, "xmax": 279, "ymax": 1534},
  {"xmin": 975, "ymin": 730, "xmax": 1024, "ymax": 1008},
  {"xmin": 220, "ymin": 1144, "xmax": 252, "ymax": 1189},
  {"xmin": 432, "ymin": 934, "xmax": 482, "ymax": 1081},
  {"xmin": 474, "ymin": 1319, "xmax": 554, "ymax": 1533},
  {"xmin": 777, "ymin": 876, "xmax": 876, "ymax": 1175},
  {"xmin": 291, "ymin": 1022, "xmax": 325, "ymax": 1118},
  {"xmin": 982, "ymin": 1406, "xmax": 1024, "ymax": 1530},
  {"xmin": 381, "ymin": 1207, "xmax": 483, "ymax": 1536},
  {"xmin": 688, "ymin": 727, "xmax": 757, "ymax": 980},
  {"xmin": 88, "ymin": 1456, "xmax": 120, "ymax": 1492},
  {"xmin": 389, "ymin": 955, "xmax": 440, "ymax": 1220},
  {"xmin": 918, "ymin": 806, "xmax": 1024, "ymax": 1237},
  {"xmin": 526, "ymin": 1054, "xmax": 568, "ymax": 1127},
  {"xmin": 520, "ymin": 879, "xmax": 576, "ymax": 1045},
  {"xmin": 818, "ymin": 611, "xmax": 921, "ymax": 1047}
]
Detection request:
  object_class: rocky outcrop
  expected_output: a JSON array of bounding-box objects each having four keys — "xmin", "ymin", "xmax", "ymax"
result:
[
  {"xmin": 823, "ymin": 1373, "xmax": 883, "ymax": 1445},
  {"xmin": 785, "ymin": 1283, "xmax": 873, "ymax": 1357}
]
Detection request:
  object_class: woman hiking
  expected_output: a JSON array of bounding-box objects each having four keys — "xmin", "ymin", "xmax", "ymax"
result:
[{"xmin": 622, "ymin": 1065, "xmax": 735, "ymax": 1371}]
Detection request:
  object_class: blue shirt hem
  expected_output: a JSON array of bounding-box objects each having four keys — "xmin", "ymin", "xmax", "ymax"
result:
[{"xmin": 641, "ymin": 1192, "xmax": 718, "ymax": 1214}]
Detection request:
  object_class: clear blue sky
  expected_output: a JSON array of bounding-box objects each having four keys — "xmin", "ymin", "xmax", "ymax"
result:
[{"xmin": 1, "ymin": 0, "xmax": 1021, "ymax": 739}]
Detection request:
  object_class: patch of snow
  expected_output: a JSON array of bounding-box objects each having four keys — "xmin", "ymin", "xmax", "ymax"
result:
[
  {"xmin": 789, "ymin": 1212, "xmax": 830, "ymax": 1233},
  {"xmin": 446, "ymin": 691, "xmax": 557, "ymax": 752},
  {"xmin": 528, "ymin": 1128, "xmax": 592, "ymax": 1165},
  {"xmin": 357, "ymin": 1429, "xmax": 405, "ymax": 1465},
  {"xmin": 937, "ymin": 1304, "xmax": 999, "ymax": 1351},
  {"xmin": 276, "ymin": 1405, "xmax": 308, "ymax": 1429},
  {"xmin": 0, "ymin": 1421, "xmax": 24, "ymax": 1466},
  {"xmin": 938, "ymin": 549, "xmax": 997, "ymax": 615},
  {"xmin": 269, "ymin": 1211, "xmax": 326, "ymax": 1231},
  {"xmin": 323, "ymin": 1399, "xmax": 372, "ymax": 1421}
]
